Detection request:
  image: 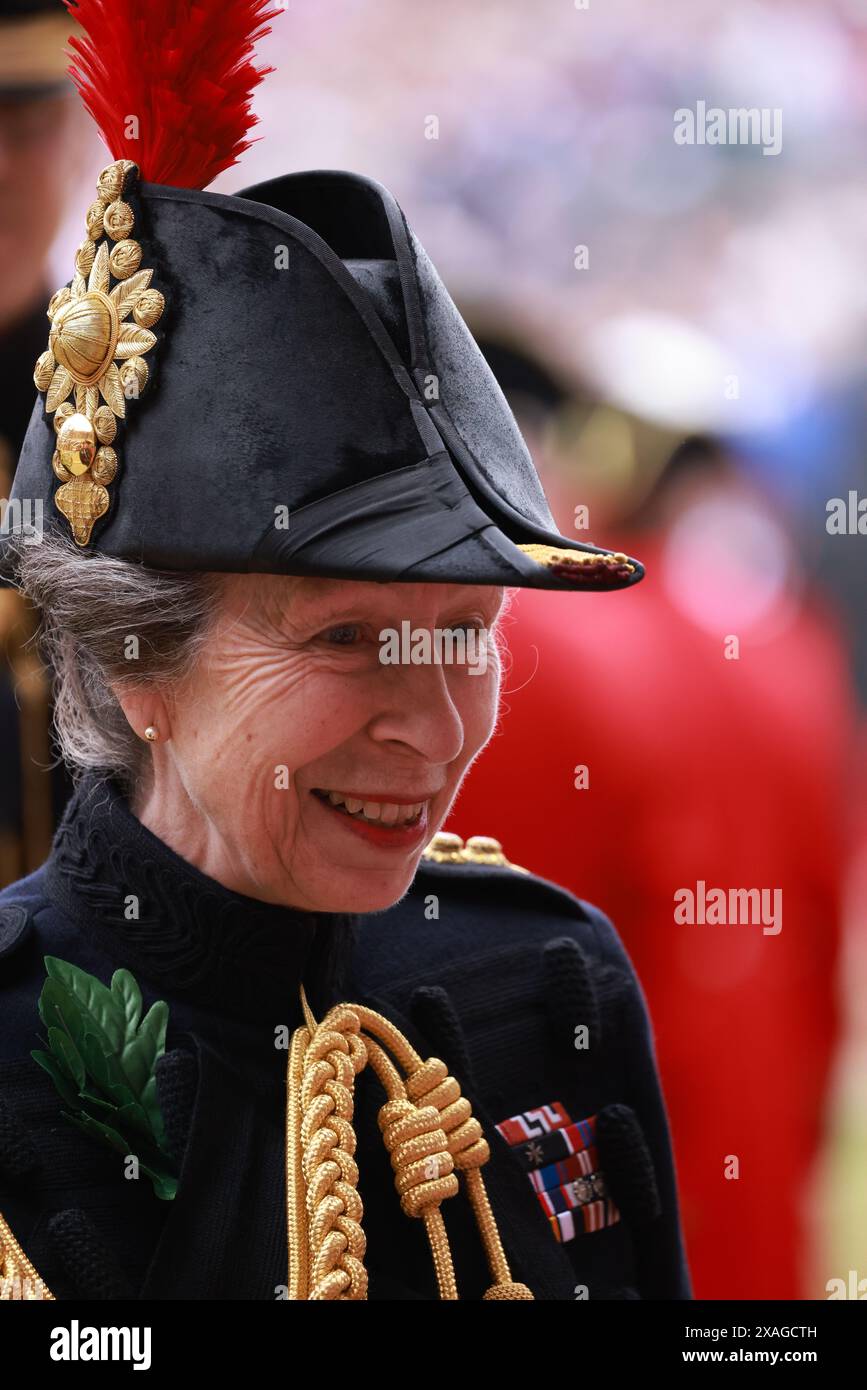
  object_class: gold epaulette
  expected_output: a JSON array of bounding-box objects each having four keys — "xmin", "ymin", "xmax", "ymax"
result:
[{"xmin": 422, "ymin": 832, "xmax": 528, "ymax": 874}]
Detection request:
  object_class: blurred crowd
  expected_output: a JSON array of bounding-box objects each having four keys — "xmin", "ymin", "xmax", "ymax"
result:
[{"xmin": 2, "ymin": 0, "xmax": 864, "ymax": 1299}]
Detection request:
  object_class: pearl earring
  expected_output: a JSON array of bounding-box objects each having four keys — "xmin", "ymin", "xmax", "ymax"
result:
[{"xmin": 144, "ymin": 726, "xmax": 159, "ymax": 742}]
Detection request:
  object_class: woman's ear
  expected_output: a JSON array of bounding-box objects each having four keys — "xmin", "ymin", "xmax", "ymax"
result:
[{"xmin": 112, "ymin": 686, "xmax": 171, "ymax": 745}]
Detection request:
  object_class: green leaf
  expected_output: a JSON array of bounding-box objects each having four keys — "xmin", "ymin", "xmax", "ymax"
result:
[
  {"xmin": 47, "ymin": 1026, "xmax": 86, "ymax": 1090},
  {"xmin": 30, "ymin": 1049, "xmax": 79, "ymax": 1108},
  {"xmin": 139, "ymin": 1073, "xmax": 168, "ymax": 1149},
  {"xmin": 111, "ymin": 969, "xmax": 142, "ymax": 1034},
  {"xmin": 79, "ymin": 1031, "xmax": 136, "ymax": 1110},
  {"xmin": 45, "ymin": 955, "xmax": 124, "ymax": 1052},
  {"xmin": 115, "ymin": 1099, "xmax": 153, "ymax": 1141},
  {"xmin": 79, "ymin": 1093, "xmax": 123, "ymax": 1115},
  {"xmin": 39, "ymin": 978, "xmax": 89, "ymax": 1053},
  {"xmin": 120, "ymin": 1000, "xmax": 168, "ymax": 1100},
  {"xmin": 125, "ymin": 1150, "xmax": 180, "ymax": 1200},
  {"xmin": 65, "ymin": 1113, "xmax": 177, "ymax": 1200},
  {"xmin": 142, "ymin": 1168, "xmax": 178, "ymax": 1202},
  {"xmin": 65, "ymin": 1109, "xmax": 132, "ymax": 1157},
  {"xmin": 78, "ymin": 1029, "xmax": 112, "ymax": 1089},
  {"xmin": 35, "ymin": 956, "xmax": 178, "ymax": 1200},
  {"xmin": 107, "ymin": 1056, "xmax": 142, "ymax": 1109},
  {"xmin": 43, "ymin": 1021, "xmax": 76, "ymax": 1080}
]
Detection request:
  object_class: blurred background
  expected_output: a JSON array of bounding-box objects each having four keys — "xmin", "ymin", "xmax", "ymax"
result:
[{"xmin": 2, "ymin": 0, "xmax": 865, "ymax": 1298}]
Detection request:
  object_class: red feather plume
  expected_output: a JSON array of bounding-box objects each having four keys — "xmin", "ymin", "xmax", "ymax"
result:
[{"xmin": 64, "ymin": 0, "xmax": 282, "ymax": 189}]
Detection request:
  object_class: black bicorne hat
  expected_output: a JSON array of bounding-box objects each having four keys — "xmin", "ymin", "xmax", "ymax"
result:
[{"xmin": 1, "ymin": 7, "xmax": 644, "ymax": 594}]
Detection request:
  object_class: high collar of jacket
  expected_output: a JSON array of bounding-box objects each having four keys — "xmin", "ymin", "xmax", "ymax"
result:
[{"xmin": 43, "ymin": 771, "xmax": 357, "ymax": 1022}]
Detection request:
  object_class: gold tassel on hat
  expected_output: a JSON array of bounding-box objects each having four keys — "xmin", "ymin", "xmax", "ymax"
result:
[{"xmin": 285, "ymin": 985, "xmax": 534, "ymax": 1301}]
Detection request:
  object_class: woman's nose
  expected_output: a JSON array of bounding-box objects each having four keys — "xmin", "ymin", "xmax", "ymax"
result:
[{"xmin": 366, "ymin": 660, "xmax": 467, "ymax": 764}]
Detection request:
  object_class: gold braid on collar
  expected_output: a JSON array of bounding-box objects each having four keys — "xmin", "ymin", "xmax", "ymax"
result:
[{"xmin": 286, "ymin": 985, "xmax": 533, "ymax": 1300}]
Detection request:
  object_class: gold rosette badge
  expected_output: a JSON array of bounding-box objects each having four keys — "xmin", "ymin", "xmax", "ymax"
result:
[{"xmin": 33, "ymin": 159, "xmax": 163, "ymax": 545}]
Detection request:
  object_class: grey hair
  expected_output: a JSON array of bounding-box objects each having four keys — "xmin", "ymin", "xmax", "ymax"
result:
[
  {"xmin": 6, "ymin": 531, "xmax": 518, "ymax": 797},
  {"xmin": 6, "ymin": 533, "xmax": 221, "ymax": 795}
]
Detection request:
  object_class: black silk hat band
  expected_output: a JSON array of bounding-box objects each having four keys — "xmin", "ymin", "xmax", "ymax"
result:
[{"xmin": 3, "ymin": 163, "xmax": 644, "ymax": 593}]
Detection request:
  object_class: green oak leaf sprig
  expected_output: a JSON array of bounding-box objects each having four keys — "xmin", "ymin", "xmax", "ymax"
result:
[{"xmin": 31, "ymin": 955, "xmax": 179, "ymax": 1200}]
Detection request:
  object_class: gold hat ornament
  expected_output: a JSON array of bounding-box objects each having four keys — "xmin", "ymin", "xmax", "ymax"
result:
[
  {"xmin": 33, "ymin": 157, "xmax": 163, "ymax": 546},
  {"xmin": 27, "ymin": 0, "xmax": 279, "ymax": 553}
]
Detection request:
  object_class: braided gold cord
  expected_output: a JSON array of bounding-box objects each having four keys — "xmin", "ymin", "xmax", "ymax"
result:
[
  {"xmin": 286, "ymin": 1023, "xmax": 312, "ymax": 1300},
  {"xmin": 286, "ymin": 987, "xmax": 534, "ymax": 1300},
  {"xmin": 0, "ymin": 1210, "xmax": 54, "ymax": 1300},
  {"xmin": 286, "ymin": 997, "xmax": 368, "ymax": 1299}
]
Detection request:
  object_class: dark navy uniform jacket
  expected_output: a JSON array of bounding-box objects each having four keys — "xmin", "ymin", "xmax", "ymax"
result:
[{"xmin": 0, "ymin": 773, "xmax": 691, "ymax": 1300}]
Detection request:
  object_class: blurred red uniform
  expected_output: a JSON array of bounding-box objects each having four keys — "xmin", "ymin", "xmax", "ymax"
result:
[{"xmin": 449, "ymin": 526, "xmax": 854, "ymax": 1299}]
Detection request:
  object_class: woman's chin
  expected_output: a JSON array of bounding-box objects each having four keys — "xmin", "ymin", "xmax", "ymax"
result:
[{"xmin": 303, "ymin": 870, "xmax": 417, "ymax": 916}]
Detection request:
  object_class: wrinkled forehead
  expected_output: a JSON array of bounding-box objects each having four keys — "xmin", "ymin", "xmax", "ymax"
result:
[{"xmin": 213, "ymin": 571, "xmax": 507, "ymax": 627}]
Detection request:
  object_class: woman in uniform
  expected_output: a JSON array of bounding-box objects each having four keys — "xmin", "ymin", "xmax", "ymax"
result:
[{"xmin": 0, "ymin": 0, "xmax": 690, "ymax": 1301}]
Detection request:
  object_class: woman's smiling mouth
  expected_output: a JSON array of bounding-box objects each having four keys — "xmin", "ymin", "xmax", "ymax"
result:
[{"xmin": 311, "ymin": 787, "xmax": 432, "ymax": 848}]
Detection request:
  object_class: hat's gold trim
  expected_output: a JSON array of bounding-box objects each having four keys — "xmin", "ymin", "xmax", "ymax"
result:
[
  {"xmin": 0, "ymin": 1209, "xmax": 54, "ymax": 1300},
  {"xmin": 34, "ymin": 159, "xmax": 163, "ymax": 546},
  {"xmin": 517, "ymin": 541, "xmax": 635, "ymax": 575}
]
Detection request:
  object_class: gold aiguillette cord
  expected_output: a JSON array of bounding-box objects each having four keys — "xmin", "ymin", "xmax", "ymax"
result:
[{"xmin": 285, "ymin": 984, "xmax": 533, "ymax": 1301}]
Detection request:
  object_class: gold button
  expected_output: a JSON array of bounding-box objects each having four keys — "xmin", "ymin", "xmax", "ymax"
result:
[
  {"xmin": 423, "ymin": 831, "xmax": 465, "ymax": 863},
  {"xmin": 428, "ymin": 831, "xmax": 464, "ymax": 853},
  {"xmin": 464, "ymin": 835, "xmax": 504, "ymax": 859}
]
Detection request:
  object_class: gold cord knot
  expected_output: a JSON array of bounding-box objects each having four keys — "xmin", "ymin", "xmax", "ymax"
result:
[
  {"xmin": 378, "ymin": 1096, "xmax": 457, "ymax": 1216},
  {"xmin": 407, "ymin": 1057, "xmax": 490, "ymax": 1171}
]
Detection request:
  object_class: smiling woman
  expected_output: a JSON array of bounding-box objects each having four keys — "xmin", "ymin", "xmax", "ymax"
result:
[
  {"xmin": 11, "ymin": 534, "xmax": 506, "ymax": 914},
  {"xmin": 1, "ymin": 526, "xmax": 693, "ymax": 1304},
  {"xmin": 0, "ymin": 0, "xmax": 688, "ymax": 1306}
]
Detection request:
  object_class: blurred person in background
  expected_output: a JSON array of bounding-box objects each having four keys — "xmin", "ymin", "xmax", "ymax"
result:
[
  {"xmin": 448, "ymin": 337, "xmax": 857, "ymax": 1299},
  {"xmin": 0, "ymin": 0, "xmax": 79, "ymax": 884}
]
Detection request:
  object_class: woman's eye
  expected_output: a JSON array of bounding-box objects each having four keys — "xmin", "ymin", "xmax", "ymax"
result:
[{"xmin": 322, "ymin": 624, "xmax": 362, "ymax": 645}]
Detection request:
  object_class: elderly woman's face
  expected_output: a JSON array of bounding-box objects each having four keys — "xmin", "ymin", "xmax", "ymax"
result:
[{"xmin": 136, "ymin": 576, "xmax": 505, "ymax": 913}]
